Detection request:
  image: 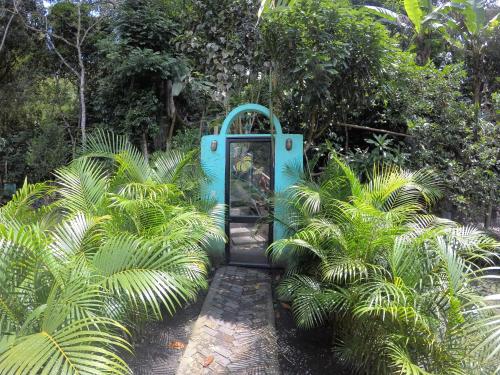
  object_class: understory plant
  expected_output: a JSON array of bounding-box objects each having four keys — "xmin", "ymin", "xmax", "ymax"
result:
[
  {"xmin": 0, "ymin": 131, "xmax": 224, "ymax": 374},
  {"xmin": 270, "ymin": 156, "xmax": 499, "ymax": 374}
]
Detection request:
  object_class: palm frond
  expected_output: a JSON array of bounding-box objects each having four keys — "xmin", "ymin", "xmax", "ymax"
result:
[
  {"xmin": 466, "ymin": 294, "xmax": 500, "ymax": 368},
  {"xmin": 54, "ymin": 158, "xmax": 109, "ymax": 215},
  {"xmin": 153, "ymin": 149, "xmax": 199, "ymax": 184},
  {"xmin": 42, "ymin": 282, "xmax": 106, "ymax": 333},
  {"xmin": 0, "ymin": 317, "xmax": 131, "ymax": 375},
  {"xmin": 93, "ymin": 234, "xmax": 208, "ymax": 317},
  {"xmin": 0, "ymin": 131, "xmax": 223, "ymax": 373},
  {"xmin": 278, "ymin": 274, "xmax": 347, "ymax": 328},
  {"xmin": 0, "ymin": 179, "xmax": 53, "ymax": 225},
  {"xmin": 84, "ymin": 129, "xmax": 151, "ymax": 183},
  {"xmin": 386, "ymin": 342, "xmax": 432, "ymax": 375},
  {"xmin": 50, "ymin": 213, "xmax": 105, "ymax": 262}
]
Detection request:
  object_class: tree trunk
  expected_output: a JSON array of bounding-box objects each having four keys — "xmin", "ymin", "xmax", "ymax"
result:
[
  {"xmin": 344, "ymin": 126, "xmax": 349, "ymax": 151},
  {"xmin": 473, "ymin": 75, "xmax": 481, "ymax": 106},
  {"xmin": 485, "ymin": 202, "xmax": 492, "ymax": 229},
  {"xmin": 79, "ymin": 68, "xmax": 86, "ymax": 146},
  {"xmin": 165, "ymin": 80, "xmax": 176, "ymax": 151},
  {"xmin": 464, "ymin": 38, "xmax": 482, "ymax": 127},
  {"xmin": 166, "ymin": 115, "xmax": 175, "ymax": 151},
  {"xmin": 141, "ymin": 131, "xmax": 149, "ymax": 163},
  {"xmin": 484, "ymin": 188, "xmax": 494, "ymax": 229},
  {"xmin": 305, "ymin": 109, "xmax": 317, "ymax": 153},
  {"xmin": 76, "ymin": 4, "xmax": 86, "ymax": 146},
  {"xmin": 0, "ymin": 158, "xmax": 3, "ymax": 188},
  {"xmin": 154, "ymin": 81, "xmax": 168, "ymax": 151},
  {"xmin": 415, "ymin": 34, "xmax": 431, "ymax": 66},
  {"xmin": 472, "ymin": 64, "xmax": 482, "ymax": 119},
  {"xmin": 470, "ymin": 40, "xmax": 482, "ymax": 136}
]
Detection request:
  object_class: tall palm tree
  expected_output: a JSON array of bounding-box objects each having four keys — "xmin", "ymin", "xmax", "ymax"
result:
[
  {"xmin": 270, "ymin": 156, "xmax": 499, "ymax": 374},
  {"xmin": 0, "ymin": 131, "xmax": 224, "ymax": 374}
]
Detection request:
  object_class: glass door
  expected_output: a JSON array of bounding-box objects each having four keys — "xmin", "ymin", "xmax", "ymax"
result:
[{"xmin": 226, "ymin": 138, "xmax": 273, "ymax": 266}]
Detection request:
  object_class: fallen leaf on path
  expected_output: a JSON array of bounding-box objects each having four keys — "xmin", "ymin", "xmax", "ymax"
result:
[
  {"xmin": 203, "ymin": 355, "xmax": 214, "ymax": 367},
  {"xmin": 168, "ymin": 341, "xmax": 186, "ymax": 349}
]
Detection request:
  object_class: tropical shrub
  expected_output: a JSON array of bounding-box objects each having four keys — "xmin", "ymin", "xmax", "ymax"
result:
[
  {"xmin": 270, "ymin": 156, "xmax": 499, "ymax": 374},
  {"xmin": 26, "ymin": 77, "xmax": 77, "ymax": 181},
  {"xmin": 176, "ymin": 0, "xmax": 261, "ymax": 104},
  {"xmin": 345, "ymin": 134, "xmax": 409, "ymax": 176},
  {"xmin": 410, "ymin": 114, "xmax": 499, "ymax": 226},
  {"xmin": 259, "ymin": 0, "xmax": 392, "ymax": 150},
  {"xmin": 94, "ymin": 0, "xmax": 191, "ymax": 155},
  {"xmin": 382, "ymin": 52, "xmax": 499, "ymax": 225},
  {"xmin": 0, "ymin": 131, "xmax": 223, "ymax": 374}
]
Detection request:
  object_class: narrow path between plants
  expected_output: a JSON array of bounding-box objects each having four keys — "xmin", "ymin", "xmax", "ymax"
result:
[
  {"xmin": 127, "ymin": 290, "xmax": 206, "ymax": 374},
  {"xmin": 176, "ymin": 266, "xmax": 280, "ymax": 374}
]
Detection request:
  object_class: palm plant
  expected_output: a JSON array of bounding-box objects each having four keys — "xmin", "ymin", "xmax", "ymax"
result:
[
  {"xmin": 366, "ymin": 0, "xmax": 499, "ymax": 106},
  {"xmin": 270, "ymin": 156, "xmax": 500, "ymax": 374},
  {"xmin": 0, "ymin": 131, "xmax": 224, "ymax": 374},
  {"xmin": 447, "ymin": 0, "xmax": 499, "ymax": 108},
  {"xmin": 365, "ymin": 0, "xmax": 457, "ymax": 65}
]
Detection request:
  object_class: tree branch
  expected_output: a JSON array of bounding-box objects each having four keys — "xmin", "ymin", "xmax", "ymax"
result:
[
  {"xmin": 337, "ymin": 122, "xmax": 413, "ymax": 138},
  {"xmin": 0, "ymin": 11, "xmax": 15, "ymax": 54},
  {"xmin": 44, "ymin": 29, "xmax": 77, "ymax": 48},
  {"xmin": 81, "ymin": 17, "xmax": 100, "ymax": 44},
  {"xmin": 81, "ymin": 0, "xmax": 117, "ymax": 43},
  {"xmin": 12, "ymin": 0, "xmax": 76, "ymax": 48},
  {"xmin": 47, "ymin": 35, "xmax": 80, "ymax": 78}
]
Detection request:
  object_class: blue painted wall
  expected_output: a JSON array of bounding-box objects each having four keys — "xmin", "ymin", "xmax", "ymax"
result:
[{"xmin": 201, "ymin": 104, "xmax": 303, "ymax": 266}]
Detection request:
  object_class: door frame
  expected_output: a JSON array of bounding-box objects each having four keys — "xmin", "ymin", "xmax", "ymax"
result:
[{"xmin": 224, "ymin": 136, "xmax": 275, "ymax": 267}]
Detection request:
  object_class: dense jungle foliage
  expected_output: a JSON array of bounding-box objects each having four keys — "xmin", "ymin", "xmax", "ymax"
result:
[
  {"xmin": 0, "ymin": 1, "xmax": 499, "ymax": 374},
  {"xmin": 0, "ymin": 130, "xmax": 224, "ymax": 373},
  {"xmin": 0, "ymin": 0, "xmax": 498, "ymax": 226},
  {"xmin": 272, "ymin": 157, "xmax": 500, "ymax": 373}
]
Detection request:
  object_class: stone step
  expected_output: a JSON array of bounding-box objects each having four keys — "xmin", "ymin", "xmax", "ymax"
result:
[
  {"xmin": 230, "ymin": 226, "xmax": 252, "ymax": 235},
  {"xmin": 231, "ymin": 234, "xmax": 266, "ymax": 245}
]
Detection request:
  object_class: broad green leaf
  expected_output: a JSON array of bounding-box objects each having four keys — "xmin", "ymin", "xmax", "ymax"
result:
[
  {"xmin": 364, "ymin": 6, "xmax": 399, "ymax": 22},
  {"xmin": 258, "ymin": 0, "xmax": 295, "ymax": 19},
  {"xmin": 463, "ymin": 1, "xmax": 478, "ymax": 34},
  {"xmin": 486, "ymin": 12, "xmax": 499, "ymax": 31},
  {"xmin": 404, "ymin": 0, "xmax": 423, "ymax": 33}
]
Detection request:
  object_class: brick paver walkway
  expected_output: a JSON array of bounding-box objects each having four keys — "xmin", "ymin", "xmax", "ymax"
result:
[{"xmin": 176, "ymin": 266, "xmax": 280, "ymax": 374}]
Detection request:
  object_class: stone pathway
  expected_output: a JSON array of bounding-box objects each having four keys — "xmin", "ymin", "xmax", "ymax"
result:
[
  {"xmin": 176, "ymin": 266, "xmax": 280, "ymax": 375},
  {"xmin": 127, "ymin": 291, "xmax": 206, "ymax": 374}
]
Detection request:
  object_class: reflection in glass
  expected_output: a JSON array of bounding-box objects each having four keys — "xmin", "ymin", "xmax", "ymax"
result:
[
  {"xmin": 229, "ymin": 223, "xmax": 269, "ymax": 265},
  {"xmin": 229, "ymin": 141, "xmax": 272, "ymax": 217}
]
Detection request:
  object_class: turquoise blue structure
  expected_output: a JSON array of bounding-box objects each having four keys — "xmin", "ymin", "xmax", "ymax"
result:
[{"xmin": 201, "ymin": 103, "xmax": 303, "ymax": 266}]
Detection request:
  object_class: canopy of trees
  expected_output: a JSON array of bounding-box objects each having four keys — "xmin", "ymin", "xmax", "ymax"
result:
[{"xmin": 0, "ymin": 0, "xmax": 499, "ymax": 225}]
